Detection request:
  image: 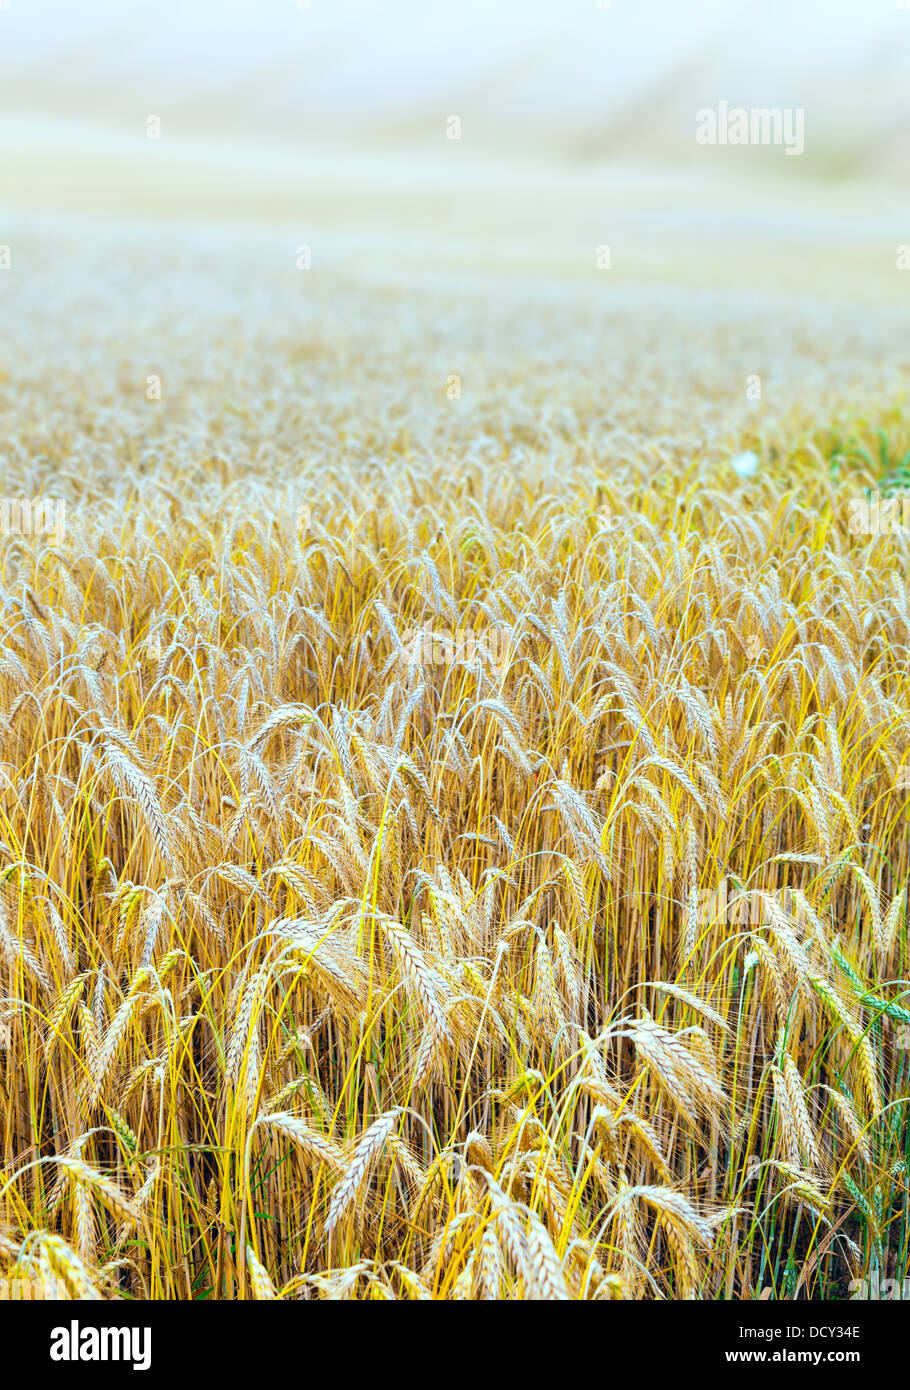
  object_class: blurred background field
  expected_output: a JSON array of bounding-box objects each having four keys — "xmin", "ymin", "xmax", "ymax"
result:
[
  {"xmin": 2, "ymin": 2, "xmax": 910, "ymax": 302},
  {"xmin": 0, "ymin": 2, "xmax": 909, "ymax": 497}
]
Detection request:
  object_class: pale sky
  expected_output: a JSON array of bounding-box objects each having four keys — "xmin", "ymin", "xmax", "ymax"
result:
[
  {"xmin": 1, "ymin": 1, "xmax": 907, "ymax": 148},
  {"xmin": 0, "ymin": 0, "xmax": 905, "ymax": 194}
]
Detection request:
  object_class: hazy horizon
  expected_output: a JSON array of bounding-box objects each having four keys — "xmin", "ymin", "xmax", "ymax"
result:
[{"xmin": 0, "ymin": 0, "xmax": 907, "ymax": 180}]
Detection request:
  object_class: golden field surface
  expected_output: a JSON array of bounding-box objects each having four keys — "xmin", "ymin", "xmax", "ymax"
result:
[{"xmin": 1, "ymin": 152, "xmax": 910, "ymax": 1299}]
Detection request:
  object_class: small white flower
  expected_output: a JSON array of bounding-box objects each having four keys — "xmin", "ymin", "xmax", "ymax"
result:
[{"xmin": 731, "ymin": 450, "xmax": 759, "ymax": 479}]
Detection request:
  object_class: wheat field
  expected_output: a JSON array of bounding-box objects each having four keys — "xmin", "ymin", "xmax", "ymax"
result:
[{"xmin": 0, "ymin": 199, "xmax": 909, "ymax": 1304}]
